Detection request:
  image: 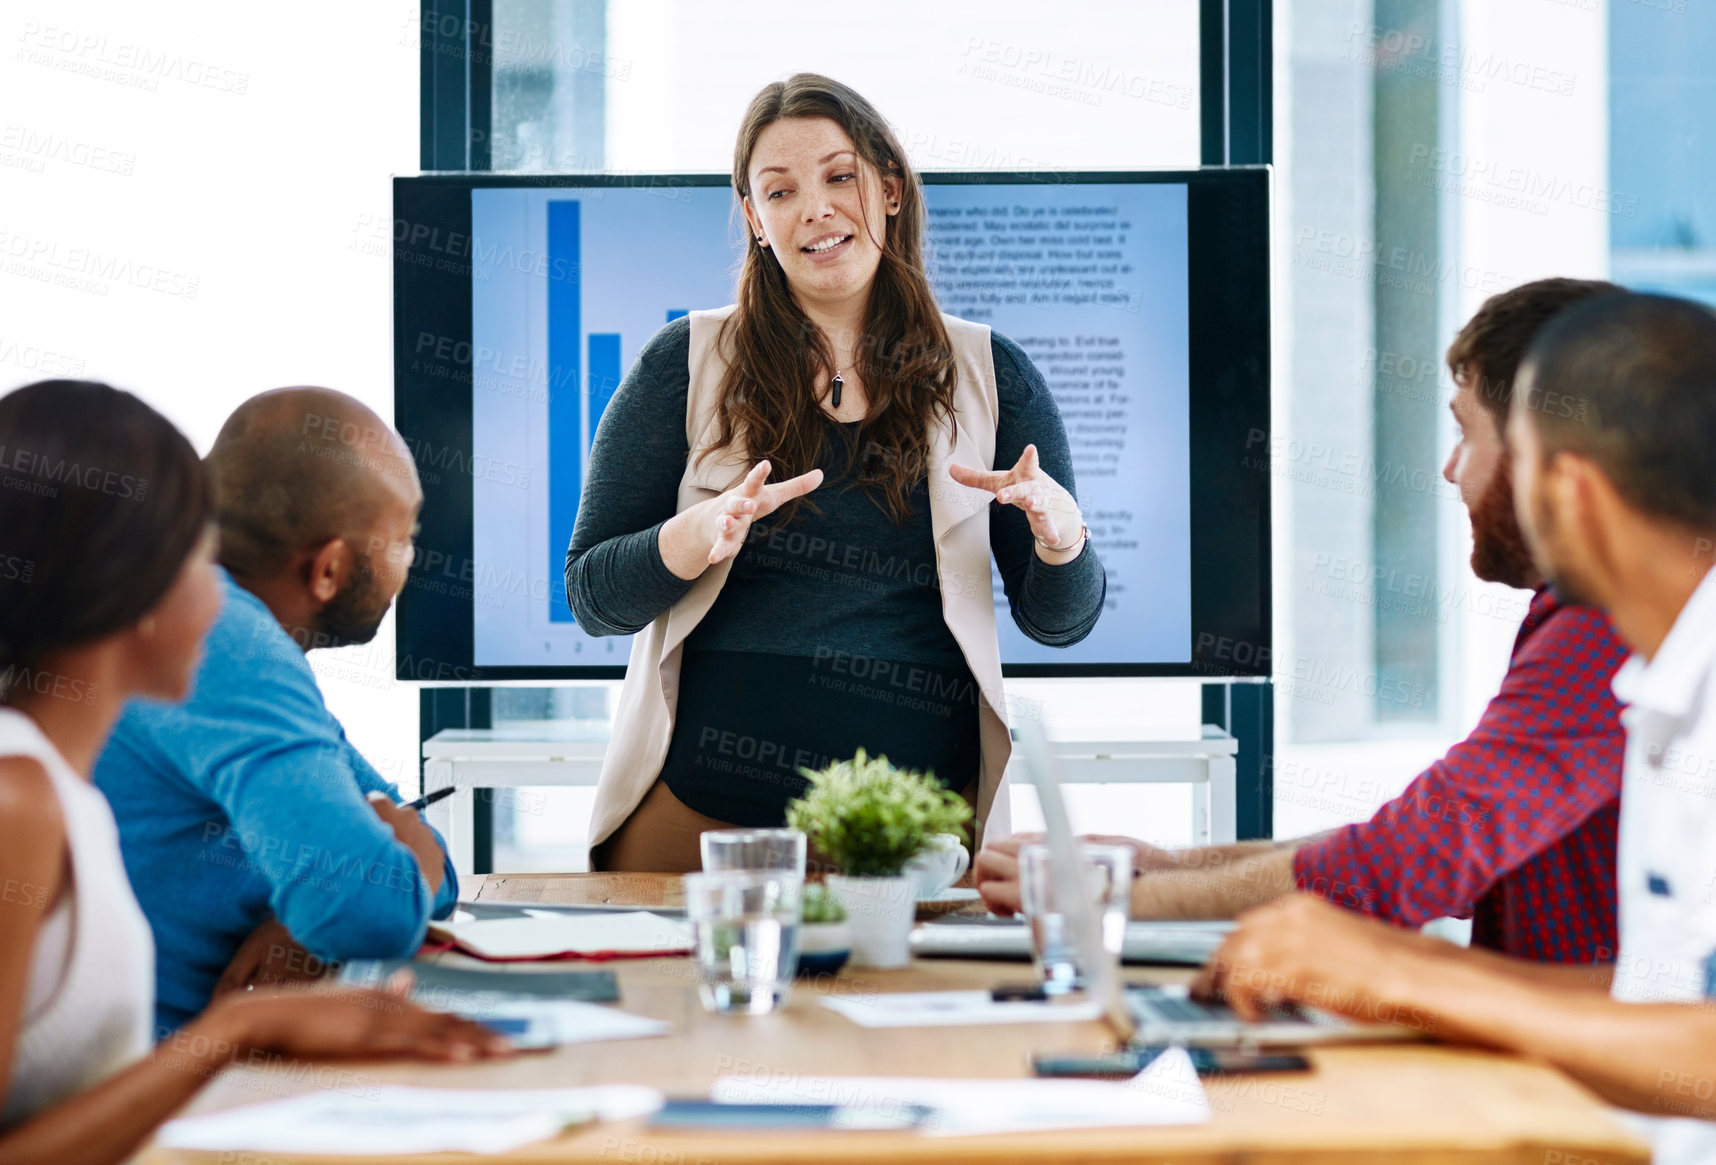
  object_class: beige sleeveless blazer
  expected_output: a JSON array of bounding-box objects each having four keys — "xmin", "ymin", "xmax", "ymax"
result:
[{"xmin": 587, "ymin": 304, "xmax": 1014, "ymax": 851}]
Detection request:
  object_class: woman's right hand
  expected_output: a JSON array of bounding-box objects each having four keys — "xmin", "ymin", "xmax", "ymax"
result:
[
  {"xmin": 197, "ymin": 978, "xmax": 515, "ymax": 1064},
  {"xmin": 694, "ymin": 460, "xmax": 824, "ymax": 567}
]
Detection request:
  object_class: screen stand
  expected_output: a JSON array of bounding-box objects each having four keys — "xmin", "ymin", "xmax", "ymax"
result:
[{"xmin": 1202, "ymin": 680, "xmax": 1273, "ymax": 840}]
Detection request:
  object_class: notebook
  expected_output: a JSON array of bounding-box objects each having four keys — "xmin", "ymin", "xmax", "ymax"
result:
[{"xmin": 428, "ymin": 910, "xmax": 694, "ymax": 961}]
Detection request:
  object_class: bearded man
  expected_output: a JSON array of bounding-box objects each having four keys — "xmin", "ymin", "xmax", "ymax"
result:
[
  {"xmin": 94, "ymin": 388, "xmax": 456, "ymax": 1031},
  {"xmin": 977, "ymin": 278, "xmax": 1627, "ymax": 969}
]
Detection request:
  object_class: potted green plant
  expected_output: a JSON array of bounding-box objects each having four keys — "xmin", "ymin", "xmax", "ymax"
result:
[
  {"xmin": 795, "ymin": 882, "xmax": 851, "ymax": 978},
  {"xmin": 786, "ymin": 750, "xmax": 973, "ymax": 967}
]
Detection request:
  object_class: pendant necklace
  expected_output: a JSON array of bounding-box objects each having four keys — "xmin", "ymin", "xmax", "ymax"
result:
[{"xmin": 831, "ymin": 367, "xmax": 844, "ymax": 409}]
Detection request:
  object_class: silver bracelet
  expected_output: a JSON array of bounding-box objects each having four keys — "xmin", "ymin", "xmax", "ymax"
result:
[{"xmin": 1034, "ymin": 522, "xmax": 1089, "ymax": 554}]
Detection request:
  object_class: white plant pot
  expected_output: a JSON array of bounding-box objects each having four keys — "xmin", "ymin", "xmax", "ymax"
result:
[{"xmin": 827, "ymin": 874, "xmax": 917, "ymax": 968}]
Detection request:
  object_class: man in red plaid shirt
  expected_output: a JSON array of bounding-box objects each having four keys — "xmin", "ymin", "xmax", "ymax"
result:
[{"xmin": 977, "ymin": 277, "xmax": 1626, "ymax": 966}]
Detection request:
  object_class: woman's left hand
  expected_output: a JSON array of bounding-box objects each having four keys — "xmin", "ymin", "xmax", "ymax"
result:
[{"xmin": 949, "ymin": 444, "xmax": 1084, "ymax": 554}]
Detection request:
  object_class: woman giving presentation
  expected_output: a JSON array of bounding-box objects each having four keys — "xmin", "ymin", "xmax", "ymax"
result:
[{"xmin": 564, "ymin": 73, "xmax": 1105, "ymax": 872}]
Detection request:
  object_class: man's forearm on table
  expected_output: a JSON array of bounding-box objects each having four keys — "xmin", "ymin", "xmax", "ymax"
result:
[
  {"xmin": 1381, "ymin": 944, "xmax": 1713, "ymax": 1119},
  {"xmin": 1132, "ymin": 846, "xmax": 1300, "ymax": 919},
  {"xmin": 1479, "ymin": 956, "xmax": 1614, "ymax": 992},
  {"xmin": 1167, "ymin": 839, "xmax": 1302, "ymax": 871},
  {"xmin": 1342, "ymin": 899, "xmax": 1617, "ymax": 995}
]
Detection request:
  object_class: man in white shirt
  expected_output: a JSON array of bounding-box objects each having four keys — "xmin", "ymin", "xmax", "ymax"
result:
[{"xmin": 1196, "ymin": 290, "xmax": 1716, "ymax": 1161}]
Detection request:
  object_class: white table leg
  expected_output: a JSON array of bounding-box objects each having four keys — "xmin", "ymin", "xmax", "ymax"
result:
[
  {"xmin": 1208, "ymin": 755, "xmax": 1238, "ymax": 845},
  {"xmin": 422, "ymin": 759, "xmax": 470, "ymax": 875}
]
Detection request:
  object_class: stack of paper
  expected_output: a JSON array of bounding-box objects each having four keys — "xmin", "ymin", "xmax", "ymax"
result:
[
  {"xmin": 156, "ymin": 1085, "xmax": 664, "ymax": 1155},
  {"xmin": 429, "ymin": 910, "xmax": 693, "ymax": 961},
  {"xmin": 463, "ymin": 999, "xmax": 670, "ymax": 1048},
  {"xmin": 713, "ymin": 1049, "xmax": 1211, "ymax": 1136}
]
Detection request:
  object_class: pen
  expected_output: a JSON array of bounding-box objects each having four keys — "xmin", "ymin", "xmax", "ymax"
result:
[{"xmin": 369, "ymin": 786, "xmax": 458, "ymax": 812}]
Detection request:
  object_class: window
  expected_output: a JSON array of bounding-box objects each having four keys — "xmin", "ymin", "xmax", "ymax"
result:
[
  {"xmin": 492, "ymin": 0, "xmax": 609, "ymax": 171},
  {"xmin": 1611, "ymin": 0, "xmax": 1716, "ymax": 307},
  {"xmin": 1272, "ymin": 0, "xmax": 1609, "ymax": 834}
]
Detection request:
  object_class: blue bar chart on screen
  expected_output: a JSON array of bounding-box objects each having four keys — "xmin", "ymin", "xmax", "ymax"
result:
[
  {"xmin": 545, "ymin": 199, "xmax": 580, "ymax": 624},
  {"xmin": 536, "ymin": 195, "xmax": 704, "ymax": 624}
]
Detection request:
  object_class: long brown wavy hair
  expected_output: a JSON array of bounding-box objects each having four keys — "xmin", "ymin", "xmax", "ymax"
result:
[{"xmin": 707, "ymin": 73, "xmax": 958, "ymax": 524}]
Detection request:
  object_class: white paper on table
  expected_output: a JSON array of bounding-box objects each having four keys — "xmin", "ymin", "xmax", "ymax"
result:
[
  {"xmin": 821, "ymin": 990, "xmax": 1103, "ymax": 1028},
  {"xmin": 712, "ymin": 1050, "xmax": 1210, "ymax": 1136},
  {"xmin": 155, "ymin": 1085, "xmax": 664, "ymax": 1156},
  {"xmin": 458, "ymin": 998, "xmax": 671, "ymax": 1045},
  {"xmin": 430, "ymin": 911, "xmax": 692, "ymax": 959},
  {"xmin": 1124, "ymin": 1047, "xmax": 1216, "ymax": 1123},
  {"xmin": 918, "ymin": 886, "xmax": 983, "ymax": 904}
]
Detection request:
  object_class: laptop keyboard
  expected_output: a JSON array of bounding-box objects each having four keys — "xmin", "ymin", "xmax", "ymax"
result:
[{"xmin": 1130, "ymin": 985, "xmax": 1312, "ymax": 1025}]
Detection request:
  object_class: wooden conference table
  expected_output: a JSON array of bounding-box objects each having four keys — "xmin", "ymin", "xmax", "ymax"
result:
[{"xmin": 141, "ymin": 873, "xmax": 1649, "ymax": 1165}]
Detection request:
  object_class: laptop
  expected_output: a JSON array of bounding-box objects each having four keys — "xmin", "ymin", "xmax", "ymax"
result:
[
  {"xmin": 1010, "ymin": 707, "xmax": 1422, "ymax": 1049},
  {"xmin": 911, "ymin": 915, "xmax": 1234, "ymax": 966}
]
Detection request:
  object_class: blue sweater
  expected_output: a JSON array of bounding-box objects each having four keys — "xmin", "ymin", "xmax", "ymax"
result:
[{"xmin": 94, "ymin": 570, "xmax": 457, "ymax": 1032}]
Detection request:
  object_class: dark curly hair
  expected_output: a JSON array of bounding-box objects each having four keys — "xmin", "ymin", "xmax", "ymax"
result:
[
  {"xmin": 1445, "ymin": 277, "xmax": 1621, "ymax": 429},
  {"xmin": 0, "ymin": 380, "xmax": 210, "ymax": 694}
]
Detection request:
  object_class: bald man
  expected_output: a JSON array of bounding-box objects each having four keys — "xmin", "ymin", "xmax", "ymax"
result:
[{"xmin": 93, "ymin": 388, "xmax": 455, "ymax": 1033}]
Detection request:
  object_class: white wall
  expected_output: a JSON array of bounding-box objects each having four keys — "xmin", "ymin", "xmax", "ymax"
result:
[{"xmin": 1, "ymin": 0, "xmax": 425, "ymax": 790}]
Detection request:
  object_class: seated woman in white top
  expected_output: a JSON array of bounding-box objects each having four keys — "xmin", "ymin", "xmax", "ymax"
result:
[{"xmin": 0, "ymin": 380, "xmax": 513, "ymax": 1163}]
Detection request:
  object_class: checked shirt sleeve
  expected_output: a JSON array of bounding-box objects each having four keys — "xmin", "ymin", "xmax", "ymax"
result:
[{"xmin": 1293, "ymin": 603, "xmax": 1627, "ymax": 928}]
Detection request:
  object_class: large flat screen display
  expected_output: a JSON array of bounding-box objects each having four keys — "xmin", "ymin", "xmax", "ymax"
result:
[{"xmin": 393, "ymin": 168, "xmax": 1270, "ymax": 680}]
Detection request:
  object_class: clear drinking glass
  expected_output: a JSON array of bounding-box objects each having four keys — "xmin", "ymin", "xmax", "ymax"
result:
[
  {"xmin": 1018, "ymin": 843, "xmax": 1133, "ymax": 994},
  {"xmin": 700, "ymin": 828, "xmax": 808, "ymax": 878},
  {"xmin": 683, "ymin": 870, "xmax": 803, "ymax": 1015}
]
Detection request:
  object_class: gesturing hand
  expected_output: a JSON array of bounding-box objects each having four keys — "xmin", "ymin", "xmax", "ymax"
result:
[
  {"xmin": 701, "ymin": 459, "xmax": 824, "ymax": 566},
  {"xmin": 948, "ymin": 444, "xmax": 1084, "ymax": 553}
]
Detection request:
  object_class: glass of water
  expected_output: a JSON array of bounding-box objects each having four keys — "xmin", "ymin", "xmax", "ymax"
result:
[
  {"xmin": 683, "ymin": 870, "xmax": 803, "ymax": 1015},
  {"xmin": 700, "ymin": 827, "xmax": 807, "ymax": 878},
  {"xmin": 1018, "ymin": 843, "xmax": 1133, "ymax": 995}
]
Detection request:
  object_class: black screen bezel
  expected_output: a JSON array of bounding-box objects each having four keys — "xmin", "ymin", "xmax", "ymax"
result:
[{"xmin": 392, "ymin": 168, "xmax": 1272, "ymax": 682}]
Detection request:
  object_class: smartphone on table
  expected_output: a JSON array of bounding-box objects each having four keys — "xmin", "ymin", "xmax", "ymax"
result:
[{"xmin": 1031, "ymin": 1046, "xmax": 1312, "ymax": 1077}]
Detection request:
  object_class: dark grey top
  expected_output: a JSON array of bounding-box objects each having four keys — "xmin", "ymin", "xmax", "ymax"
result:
[{"xmin": 563, "ymin": 316, "xmax": 1105, "ymax": 659}]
